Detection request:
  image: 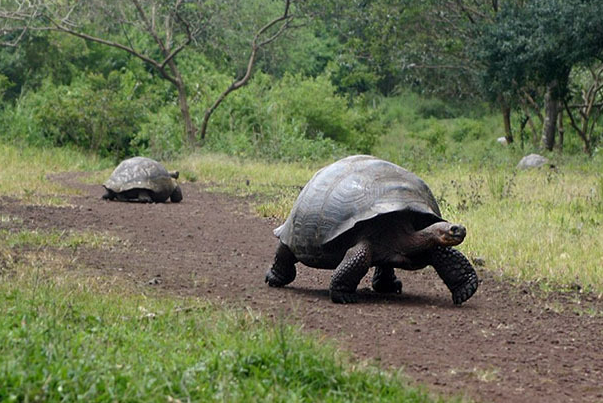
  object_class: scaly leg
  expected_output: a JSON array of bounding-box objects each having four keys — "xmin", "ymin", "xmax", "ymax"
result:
[
  {"xmin": 265, "ymin": 242, "xmax": 297, "ymax": 287},
  {"xmin": 430, "ymin": 246, "xmax": 478, "ymax": 305},
  {"xmin": 330, "ymin": 241, "xmax": 371, "ymax": 303},
  {"xmin": 371, "ymin": 265, "xmax": 402, "ymax": 294}
]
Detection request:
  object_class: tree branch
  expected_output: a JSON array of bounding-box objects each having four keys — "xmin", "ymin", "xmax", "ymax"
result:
[
  {"xmin": 44, "ymin": 12, "xmax": 178, "ymax": 86},
  {"xmin": 199, "ymin": 0, "xmax": 293, "ymax": 139}
]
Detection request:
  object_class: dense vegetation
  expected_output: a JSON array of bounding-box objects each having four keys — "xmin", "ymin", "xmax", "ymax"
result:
[{"xmin": 1, "ymin": 0, "xmax": 602, "ymax": 161}]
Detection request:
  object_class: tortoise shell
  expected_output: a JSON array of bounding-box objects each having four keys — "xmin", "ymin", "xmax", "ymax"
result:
[
  {"xmin": 274, "ymin": 155, "xmax": 443, "ymax": 258},
  {"xmin": 104, "ymin": 157, "xmax": 176, "ymax": 196}
]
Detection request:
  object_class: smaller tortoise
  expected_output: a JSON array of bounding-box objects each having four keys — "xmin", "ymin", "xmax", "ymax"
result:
[
  {"xmin": 102, "ymin": 157, "xmax": 183, "ymax": 203},
  {"xmin": 266, "ymin": 155, "xmax": 478, "ymax": 305}
]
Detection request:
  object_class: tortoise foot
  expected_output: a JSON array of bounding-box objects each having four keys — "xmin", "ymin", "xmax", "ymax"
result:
[
  {"xmin": 330, "ymin": 289, "xmax": 358, "ymax": 304},
  {"xmin": 266, "ymin": 243, "xmax": 297, "ymax": 287},
  {"xmin": 372, "ymin": 266, "xmax": 402, "ymax": 294},
  {"xmin": 372, "ymin": 277, "xmax": 402, "ymax": 294},
  {"xmin": 265, "ymin": 267, "xmax": 295, "ymax": 287},
  {"xmin": 451, "ymin": 271, "xmax": 478, "ymax": 306},
  {"xmin": 431, "ymin": 246, "xmax": 479, "ymax": 306}
]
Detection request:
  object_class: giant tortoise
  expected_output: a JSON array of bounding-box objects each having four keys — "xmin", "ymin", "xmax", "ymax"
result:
[
  {"xmin": 265, "ymin": 155, "xmax": 478, "ymax": 305},
  {"xmin": 102, "ymin": 157, "xmax": 183, "ymax": 203}
]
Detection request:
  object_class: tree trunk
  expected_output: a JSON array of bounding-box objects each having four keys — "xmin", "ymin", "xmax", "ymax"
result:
[
  {"xmin": 175, "ymin": 80, "xmax": 196, "ymax": 145},
  {"xmin": 541, "ymin": 81, "xmax": 559, "ymax": 151},
  {"xmin": 501, "ymin": 103, "xmax": 513, "ymax": 143},
  {"xmin": 167, "ymin": 59, "xmax": 197, "ymax": 146},
  {"xmin": 557, "ymin": 109, "xmax": 564, "ymax": 152}
]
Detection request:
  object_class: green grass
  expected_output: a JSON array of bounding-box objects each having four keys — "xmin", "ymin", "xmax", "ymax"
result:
[
  {"xmin": 427, "ymin": 166, "xmax": 603, "ymax": 293},
  {"xmin": 0, "ymin": 229, "xmax": 122, "ymax": 250},
  {"xmin": 175, "ymin": 152, "xmax": 321, "ymax": 218},
  {"xmin": 0, "ymin": 262, "xmax": 446, "ymax": 403},
  {"xmin": 0, "ymin": 143, "xmax": 109, "ymax": 205}
]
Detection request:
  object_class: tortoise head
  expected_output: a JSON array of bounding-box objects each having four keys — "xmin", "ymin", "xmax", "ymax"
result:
[
  {"xmin": 430, "ymin": 222, "xmax": 466, "ymax": 246},
  {"xmin": 169, "ymin": 171, "xmax": 180, "ymax": 179}
]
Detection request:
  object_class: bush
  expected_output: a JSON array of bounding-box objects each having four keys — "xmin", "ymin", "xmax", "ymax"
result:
[
  {"xmin": 130, "ymin": 106, "xmax": 184, "ymax": 161},
  {"xmin": 17, "ymin": 71, "xmax": 148, "ymax": 160},
  {"xmin": 271, "ymin": 73, "xmax": 382, "ymax": 153},
  {"xmin": 200, "ymin": 72, "xmax": 380, "ymax": 161},
  {"xmin": 451, "ymin": 118, "xmax": 487, "ymax": 142},
  {"xmin": 416, "ymin": 98, "xmax": 457, "ymax": 119}
]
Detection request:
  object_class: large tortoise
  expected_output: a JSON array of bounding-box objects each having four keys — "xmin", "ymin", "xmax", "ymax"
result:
[
  {"xmin": 102, "ymin": 157, "xmax": 183, "ymax": 203},
  {"xmin": 265, "ymin": 155, "xmax": 478, "ymax": 305}
]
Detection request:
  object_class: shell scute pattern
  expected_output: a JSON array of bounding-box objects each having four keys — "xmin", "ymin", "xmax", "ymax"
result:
[{"xmin": 275, "ymin": 155, "xmax": 442, "ymax": 258}]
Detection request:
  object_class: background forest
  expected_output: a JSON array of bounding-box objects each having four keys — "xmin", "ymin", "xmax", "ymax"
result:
[{"xmin": 1, "ymin": 0, "xmax": 602, "ymax": 165}]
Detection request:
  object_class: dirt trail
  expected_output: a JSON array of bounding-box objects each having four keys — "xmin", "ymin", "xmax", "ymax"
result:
[{"xmin": 1, "ymin": 172, "xmax": 602, "ymax": 403}]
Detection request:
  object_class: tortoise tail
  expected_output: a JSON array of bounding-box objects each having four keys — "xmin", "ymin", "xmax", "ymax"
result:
[{"xmin": 431, "ymin": 246, "xmax": 478, "ymax": 305}]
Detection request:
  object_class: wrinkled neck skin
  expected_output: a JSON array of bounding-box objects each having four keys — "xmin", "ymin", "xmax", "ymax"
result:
[
  {"xmin": 381, "ymin": 222, "xmax": 441, "ymax": 252},
  {"xmin": 367, "ymin": 221, "xmax": 447, "ymax": 267}
]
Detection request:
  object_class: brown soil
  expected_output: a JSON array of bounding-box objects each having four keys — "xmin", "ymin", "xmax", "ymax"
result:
[{"xmin": 1, "ymin": 172, "xmax": 602, "ymax": 403}]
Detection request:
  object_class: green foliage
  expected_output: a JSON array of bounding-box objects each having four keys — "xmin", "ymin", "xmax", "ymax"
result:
[
  {"xmin": 477, "ymin": 0, "xmax": 603, "ymax": 100},
  {"xmin": 451, "ymin": 119, "xmax": 487, "ymax": 142},
  {"xmin": 416, "ymin": 98, "xmax": 457, "ymax": 119},
  {"xmin": 201, "ymin": 72, "xmax": 380, "ymax": 161},
  {"xmin": 271, "ymin": 73, "xmax": 381, "ymax": 152},
  {"xmin": 0, "ymin": 73, "xmax": 13, "ymax": 100},
  {"xmin": 11, "ymin": 71, "xmax": 148, "ymax": 160},
  {"xmin": 131, "ymin": 106, "xmax": 184, "ymax": 161}
]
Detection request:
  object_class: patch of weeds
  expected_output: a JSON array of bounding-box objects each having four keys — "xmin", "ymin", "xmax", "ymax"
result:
[
  {"xmin": 180, "ymin": 169, "xmax": 198, "ymax": 183},
  {"xmin": 451, "ymin": 175, "xmax": 484, "ymax": 212},
  {"xmin": 586, "ymin": 174, "xmax": 603, "ymax": 213},
  {"xmin": 487, "ymin": 171, "xmax": 516, "ymax": 201},
  {"xmin": 0, "ymin": 248, "xmax": 15, "ymax": 276},
  {"xmin": 473, "ymin": 367, "xmax": 500, "ymax": 383}
]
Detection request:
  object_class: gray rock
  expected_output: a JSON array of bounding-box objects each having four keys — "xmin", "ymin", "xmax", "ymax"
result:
[{"xmin": 517, "ymin": 154, "xmax": 548, "ymax": 170}]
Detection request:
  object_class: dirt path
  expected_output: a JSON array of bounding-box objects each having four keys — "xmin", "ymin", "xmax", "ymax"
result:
[{"xmin": 1, "ymin": 173, "xmax": 602, "ymax": 403}]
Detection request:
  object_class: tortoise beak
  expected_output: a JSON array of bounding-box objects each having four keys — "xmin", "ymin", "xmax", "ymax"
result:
[{"xmin": 449, "ymin": 225, "xmax": 466, "ymax": 240}]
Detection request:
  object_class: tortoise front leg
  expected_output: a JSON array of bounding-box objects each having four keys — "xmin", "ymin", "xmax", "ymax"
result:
[
  {"xmin": 265, "ymin": 242, "xmax": 297, "ymax": 287},
  {"xmin": 330, "ymin": 241, "xmax": 372, "ymax": 304},
  {"xmin": 372, "ymin": 265, "xmax": 402, "ymax": 294},
  {"xmin": 430, "ymin": 246, "xmax": 478, "ymax": 305},
  {"xmin": 102, "ymin": 189, "xmax": 116, "ymax": 200}
]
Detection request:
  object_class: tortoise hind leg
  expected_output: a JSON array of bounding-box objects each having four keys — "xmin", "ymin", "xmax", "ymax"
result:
[
  {"xmin": 266, "ymin": 242, "xmax": 297, "ymax": 287},
  {"xmin": 371, "ymin": 265, "xmax": 402, "ymax": 294},
  {"xmin": 430, "ymin": 246, "xmax": 478, "ymax": 305},
  {"xmin": 330, "ymin": 241, "xmax": 371, "ymax": 304}
]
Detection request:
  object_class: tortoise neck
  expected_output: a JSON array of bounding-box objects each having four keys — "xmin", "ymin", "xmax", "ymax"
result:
[{"xmin": 402, "ymin": 225, "xmax": 440, "ymax": 254}]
